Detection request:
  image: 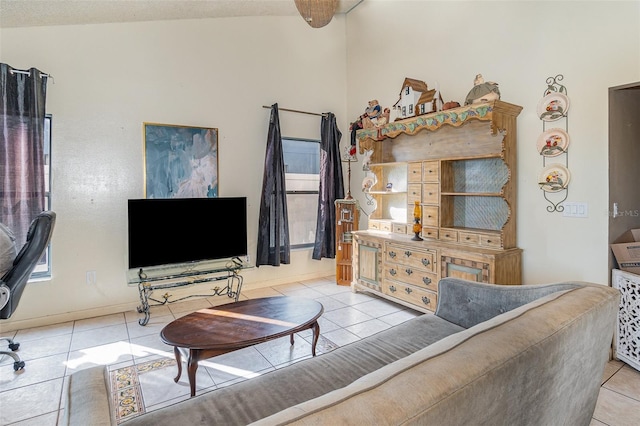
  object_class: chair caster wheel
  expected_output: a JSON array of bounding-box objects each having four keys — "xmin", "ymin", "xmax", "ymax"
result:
[
  {"xmin": 8, "ymin": 342, "xmax": 20, "ymax": 351},
  {"xmin": 13, "ymin": 361, "xmax": 25, "ymax": 371}
]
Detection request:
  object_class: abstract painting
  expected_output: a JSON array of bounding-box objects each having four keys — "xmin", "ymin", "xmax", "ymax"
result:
[{"xmin": 143, "ymin": 123, "xmax": 218, "ymax": 198}]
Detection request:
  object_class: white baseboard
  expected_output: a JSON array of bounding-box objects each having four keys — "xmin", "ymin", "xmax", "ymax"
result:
[{"xmin": 0, "ymin": 301, "xmax": 139, "ymax": 333}]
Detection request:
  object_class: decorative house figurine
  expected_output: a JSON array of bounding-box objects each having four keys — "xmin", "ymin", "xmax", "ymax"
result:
[
  {"xmin": 393, "ymin": 78, "xmax": 443, "ymax": 120},
  {"xmin": 465, "ymin": 74, "xmax": 501, "ymax": 105}
]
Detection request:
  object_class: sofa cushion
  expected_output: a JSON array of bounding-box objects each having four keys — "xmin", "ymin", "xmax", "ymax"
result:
[
  {"xmin": 122, "ymin": 312, "xmax": 464, "ymax": 426},
  {"xmin": 434, "ymin": 278, "xmax": 583, "ymax": 329}
]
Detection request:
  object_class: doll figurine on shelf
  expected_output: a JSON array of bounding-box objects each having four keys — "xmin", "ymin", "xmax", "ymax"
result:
[
  {"xmin": 361, "ymin": 100, "xmax": 384, "ymax": 129},
  {"xmin": 365, "ymin": 99, "xmax": 382, "ymax": 120},
  {"xmin": 465, "ymin": 74, "xmax": 501, "ymax": 105},
  {"xmin": 377, "ymin": 108, "xmax": 390, "ymax": 126}
]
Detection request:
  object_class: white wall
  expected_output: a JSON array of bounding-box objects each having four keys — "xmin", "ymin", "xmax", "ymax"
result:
[
  {"xmin": 0, "ymin": 15, "xmax": 347, "ymax": 330},
  {"xmin": 345, "ymin": 0, "xmax": 640, "ymax": 285},
  {"xmin": 2, "ymin": 1, "xmax": 639, "ymax": 330}
]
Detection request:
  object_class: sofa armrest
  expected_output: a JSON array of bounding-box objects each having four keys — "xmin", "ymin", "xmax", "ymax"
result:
[
  {"xmin": 63, "ymin": 365, "xmax": 115, "ymax": 426},
  {"xmin": 434, "ymin": 278, "xmax": 584, "ymax": 329}
]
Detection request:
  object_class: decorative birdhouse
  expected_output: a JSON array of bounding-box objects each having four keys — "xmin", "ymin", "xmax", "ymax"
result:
[{"xmin": 393, "ymin": 78, "xmax": 443, "ymax": 120}]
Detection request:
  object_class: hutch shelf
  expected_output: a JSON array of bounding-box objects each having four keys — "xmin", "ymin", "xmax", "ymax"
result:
[{"xmin": 353, "ymin": 100, "xmax": 523, "ymax": 313}]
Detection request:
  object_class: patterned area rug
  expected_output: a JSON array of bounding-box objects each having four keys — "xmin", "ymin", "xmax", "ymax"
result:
[
  {"xmin": 110, "ymin": 357, "xmax": 176, "ymax": 423},
  {"xmin": 109, "ymin": 335, "xmax": 339, "ymax": 423}
]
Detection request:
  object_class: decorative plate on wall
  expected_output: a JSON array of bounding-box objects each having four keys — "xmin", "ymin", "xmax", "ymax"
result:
[
  {"xmin": 537, "ymin": 92, "xmax": 570, "ymax": 121},
  {"xmin": 538, "ymin": 164, "xmax": 571, "ymax": 192},
  {"xmin": 537, "ymin": 128, "xmax": 570, "ymax": 157}
]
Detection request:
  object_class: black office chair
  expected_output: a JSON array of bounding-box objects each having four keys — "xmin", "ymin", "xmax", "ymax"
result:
[{"xmin": 0, "ymin": 211, "xmax": 56, "ymax": 371}]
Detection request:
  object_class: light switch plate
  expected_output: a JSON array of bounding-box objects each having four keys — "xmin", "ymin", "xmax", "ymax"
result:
[{"xmin": 562, "ymin": 202, "xmax": 588, "ymax": 218}]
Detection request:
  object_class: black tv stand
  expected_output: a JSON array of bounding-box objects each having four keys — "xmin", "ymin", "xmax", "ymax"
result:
[{"xmin": 129, "ymin": 259, "xmax": 252, "ymax": 326}]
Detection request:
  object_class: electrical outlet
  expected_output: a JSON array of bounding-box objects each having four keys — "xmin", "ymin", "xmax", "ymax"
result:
[{"xmin": 86, "ymin": 271, "xmax": 97, "ymax": 285}]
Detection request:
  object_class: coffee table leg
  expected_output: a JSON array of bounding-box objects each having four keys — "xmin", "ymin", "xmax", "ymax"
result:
[
  {"xmin": 311, "ymin": 321, "xmax": 320, "ymax": 357},
  {"xmin": 173, "ymin": 346, "xmax": 183, "ymax": 383},
  {"xmin": 187, "ymin": 349, "xmax": 200, "ymax": 397}
]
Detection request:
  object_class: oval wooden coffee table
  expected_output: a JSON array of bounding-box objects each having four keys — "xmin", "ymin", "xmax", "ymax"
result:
[{"xmin": 160, "ymin": 296, "xmax": 324, "ymax": 397}]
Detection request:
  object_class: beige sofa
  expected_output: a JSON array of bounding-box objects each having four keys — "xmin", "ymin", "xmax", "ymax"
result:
[{"xmin": 64, "ymin": 278, "xmax": 619, "ymax": 425}]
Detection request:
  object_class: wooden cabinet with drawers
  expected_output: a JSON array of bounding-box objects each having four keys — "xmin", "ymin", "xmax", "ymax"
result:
[
  {"xmin": 353, "ymin": 232, "xmax": 521, "ymax": 313},
  {"xmin": 383, "ymin": 242, "xmax": 439, "ymax": 312},
  {"xmin": 352, "ymin": 100, "xmax": 523, "ymax": 312}
]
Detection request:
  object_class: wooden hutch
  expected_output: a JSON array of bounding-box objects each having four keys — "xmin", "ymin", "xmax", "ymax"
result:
[{"xmin": 352, "ymin": 100, "xmax": 523, "ymax": 313}]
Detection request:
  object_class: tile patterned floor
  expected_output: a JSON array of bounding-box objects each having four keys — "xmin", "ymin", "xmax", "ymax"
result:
[{"xmin": 0, "ymin": 276, "xmax": 639, "ymax": 425}]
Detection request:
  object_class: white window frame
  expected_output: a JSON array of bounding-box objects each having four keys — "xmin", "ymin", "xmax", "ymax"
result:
[
  {"xmin": 282, "ymin": 137, "xmax": 320, "ymax": 249},
  {"xmin": 31, "ymin": 114, "xmax": 52, "ymax": 279}
]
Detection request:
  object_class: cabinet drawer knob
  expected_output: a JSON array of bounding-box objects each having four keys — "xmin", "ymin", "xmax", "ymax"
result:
[
  {"xmin": 389, "ymin": 285, "xmax": 396, "ymax": 293},
  {"xmin": 405, "ymin": 287, "xmax": 413, "ymax": 295},
  {"xmin": 422, "ymin": 276, "xmax": 432, "ymax": 285},
  {"xmin": 404, "ymin": 251, "xmax": 412, "ymax": 258},
  {"xmin": 389, "ymin": 251, "xmax": 397, "ymax": 258},
  {"xmin": 390, "ymin": 268, "xmax": 397, "ymax": 276},
  {"xmin": 421, "ymin": 258, "xmax": 430, "ymax": 266},
  {"xmin": 405, "ymin": 268, "xmax": 413, "ymax": 276},
  {"xmin": 421, "ymin": 296, "xmax": 431, "ymax": 305}
]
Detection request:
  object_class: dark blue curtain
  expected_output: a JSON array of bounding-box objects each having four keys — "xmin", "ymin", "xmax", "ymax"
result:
[
  {"xmin": 312, "ymin": 112, "xmax": 344, "ymax": 260},
  {"xmin": 256, "ymin": 104, "xmax": 290, "ymax": 266},
  {"xmin": 0, "ymin": 64, "xmax": 48, "ymax": 247}
]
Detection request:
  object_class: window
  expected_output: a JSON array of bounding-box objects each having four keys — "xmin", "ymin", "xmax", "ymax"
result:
[
  {"xmin": 409, "ymin": 104, "xmax": 413, "ymax": 115},
  {"xmin": 283, "ymin": 137, "xmax": 320, "ymax": 248},
  {"xmin": 31, "ymin": 114, "xmax": 52, "ymax": 278},
  {"xmin": 405, "ymin": 87, "xmax": 410, "ymax": 95}
]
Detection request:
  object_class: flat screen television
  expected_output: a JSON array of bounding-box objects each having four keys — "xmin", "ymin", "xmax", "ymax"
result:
[{"xmin": 127, "ymin": 197, "xmax": 247, "ymax": 270}]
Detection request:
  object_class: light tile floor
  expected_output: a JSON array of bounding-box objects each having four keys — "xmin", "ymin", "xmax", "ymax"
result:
[{"xmin": 1, "ymin": 276, "xmax": 639, "ymax": 425}]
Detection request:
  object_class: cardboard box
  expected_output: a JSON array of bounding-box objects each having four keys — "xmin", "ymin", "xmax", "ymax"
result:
[{"xmin": 611, "ymin": 229, "xmax": 640, "ymax": 274}]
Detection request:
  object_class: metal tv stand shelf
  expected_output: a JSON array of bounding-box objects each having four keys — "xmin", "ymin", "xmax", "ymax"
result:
[{"xmin": 128, "ymin": 258, "xmax": 252, "ymax": 326}]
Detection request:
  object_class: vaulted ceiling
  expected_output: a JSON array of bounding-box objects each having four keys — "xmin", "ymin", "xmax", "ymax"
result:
[{"xmin": 0, "ymin": 0, "xmax": 363, "ymax": 28}]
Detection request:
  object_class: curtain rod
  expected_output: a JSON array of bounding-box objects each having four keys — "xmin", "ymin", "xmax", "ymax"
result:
[
  {"xmin": 10, "ymin": 69, "xmax": 53, "ymax": 80},
  {"xmin": 262, "ymin": 105, "xmax": 327, "ymax": 117}
]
